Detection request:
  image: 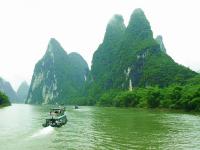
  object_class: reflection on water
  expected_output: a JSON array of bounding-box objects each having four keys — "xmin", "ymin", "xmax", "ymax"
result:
[{"xmin": 1, "ymin": 104, "xmax": 200, "ymax": 149}]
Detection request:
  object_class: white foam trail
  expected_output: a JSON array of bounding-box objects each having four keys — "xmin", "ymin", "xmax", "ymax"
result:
[{"xmin": 31, "ymin": 126, "xmax": 54, "ymax": 138}]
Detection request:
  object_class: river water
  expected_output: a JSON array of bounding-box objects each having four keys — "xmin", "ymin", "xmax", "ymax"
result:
[{"xmin": 1, "ymin": 104, "xmax": 200, "ymax": 149}]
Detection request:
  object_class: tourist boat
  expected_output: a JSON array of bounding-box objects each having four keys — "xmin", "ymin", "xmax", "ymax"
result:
[{"xmin": 42, "ymin": 106, "xmax": 67, "ymax": 127}]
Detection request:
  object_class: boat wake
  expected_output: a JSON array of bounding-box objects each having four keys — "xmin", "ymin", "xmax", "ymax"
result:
[{"xmin": 31, "ymin": 126, "xmax": 54, "ymax": 138}]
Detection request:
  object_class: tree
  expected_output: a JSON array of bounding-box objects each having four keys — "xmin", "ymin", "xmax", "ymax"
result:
[
  {"xmin": 0, "ymin": 91, "xmax": 10, "ymax": 107},
  {"xmin": 146, "ymin": 88, "xmax": 162, "ymax": 108}
]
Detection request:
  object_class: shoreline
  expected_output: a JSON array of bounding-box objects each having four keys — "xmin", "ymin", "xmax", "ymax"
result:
[
  {"xmin": 0, "ymin": 103, "xmax": 11, "ymax": 108},
  {"xmin": 20, "ymin": 103, "xmax": 200, "ymax": 115}
]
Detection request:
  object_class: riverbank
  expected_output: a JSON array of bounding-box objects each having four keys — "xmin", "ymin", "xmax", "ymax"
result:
[
  {"xmin": 0, "ymin": 103, "xmax": 11, "ymax": 108},
  {"xmin": 66, "ymin": 75, "xmax": 200, "ymax": 112},
  {"xmin": 95, "ymin": 84, "xmax": 200, "ymax": 112}
]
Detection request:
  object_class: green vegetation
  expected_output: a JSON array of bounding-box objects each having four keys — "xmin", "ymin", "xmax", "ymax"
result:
[
  {"xmin": 89, "ymin": 8, "xmax": 196, "ymax": 97},
  {"xmin": 70, "ymin": 75, "xmax": 200, "ymax": 112},
  {"xmin": 0, "ymin": 91, "xmax": 10, "ymax": 107},
  {"xmin": 26, "ymin": 8, "xmax": 199, "ymax": 112},
  {"xmin": 0, "ymin": 77, "xmax": 18, "ymax": 103},
  {"xmin": 83, "ymin": 8, "xmax": 198, "ymax": 109},
  {"xmin": 26, "ymin": 38, "xmax": 89, "ymax": 104},
  {"xmin": 96, "ymin": 82, "xmax": 200, "ymax": 111}
]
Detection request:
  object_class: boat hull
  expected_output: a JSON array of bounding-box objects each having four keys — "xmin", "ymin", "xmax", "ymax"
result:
[{"xmin": 42, "ymin": 115, "xmax": 67, "ymax": 128}]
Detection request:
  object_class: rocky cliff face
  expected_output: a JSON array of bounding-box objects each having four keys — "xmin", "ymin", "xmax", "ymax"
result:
[
  {"xmin": 0, "ymin": 77, "xmax": 18, "ymax": 103},
  {"xmin": 26, "ymin": 38, "xmax": 89, "ymax": 104},
  {"xmin": 17, "ymin": 81, "xmax": 29, "ymax": 103},
  {"xmin": 155, "ymin": 35, "xmax": 166, "ymax": 53},
  {"xmin": 89, "ymin": 8, "xmax": 196, "ymax": 97},
  {"xmin": 91, "ymin": 15, "xmax": 126, "ymax": 91}
]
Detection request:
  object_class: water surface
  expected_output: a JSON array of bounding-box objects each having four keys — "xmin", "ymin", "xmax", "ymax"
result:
[{"xmin": 1, "ymin": 104, "xmax": 200, "ymax": 149}]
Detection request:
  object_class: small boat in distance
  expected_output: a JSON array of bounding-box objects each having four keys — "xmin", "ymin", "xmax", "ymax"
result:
[
  {"xmin": 75, "ymin": 105, "xmax": 79, "ymax": 109},
  {"xmin": 42, "ymin": 106, "xmax": 67, "ymax": 127}
]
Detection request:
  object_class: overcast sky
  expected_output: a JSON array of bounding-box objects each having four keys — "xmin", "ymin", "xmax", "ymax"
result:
[{"xmin": 0, "ymin": 0, "xmax": 200, "ymax": 91}]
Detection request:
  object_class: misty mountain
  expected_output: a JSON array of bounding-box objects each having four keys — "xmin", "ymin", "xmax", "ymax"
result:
[
  {"xmin": 17, "ymin": 81, "xmax": 29, "ymax": 103},
  {"xmin": 0, "ymin": 77, "xmax": 18, "ymax": 103},
  {"xmin": 26, "ymin": 38, "xmax": 89, "ymax": 104},
  {"xmin": 87, "ymin": 8, "xmax": 196, "ymax": 100},
  {"xmin": 25, "ymin": 8, "xmax": 197, "ymax": 106}
]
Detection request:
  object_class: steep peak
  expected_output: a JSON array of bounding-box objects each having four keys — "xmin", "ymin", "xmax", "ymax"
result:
[
  {"xmin": 68, "ymin": 52, "xmax": 86, "ymax": 62},
  {"xmin": 0, "ymin": 77, "xmax": 3, "ymax": 82},
  {"xmin": 129, "ymin": 8, "xmax": 147, "ymax": 24},
  {"xmin": 68, "ymin": 52, "xmax": 82, "ymax": 57},
  {"xmin": 48, "ymin": 38, "xmax": 61, "ymax": 48},
  {"xmin": 68, "ymin": 52, "xmax": 89, "ymax": 68},
  {"xmin": 132, "ymin": 8, "xmax": 145, "ymax": 15},
  {"xmin": 103, "ymin": 14, "xmax": 126, "ymax": 43},
  {"xmin": 0, "ymin": 77, "xmax": 8, "ymax": 84},
  {"xmin": 126, "ymin": 8, "xmax": 153, "ymax": 40},
  {"xmin": 49, "ymin": 38, "xmax": 60, "ymax": 45},
  {"xmin": 45, "ymin": 38, "xmax": 67, "ymax": 56},
  {"xmin": 18, "ymin": 81, "xmax": 29, "ymax": 89},
  {"xmin": 0, "ymin": 78, "xmax": 18, "ymax": 102},
  {"xmin": 108, "ymin": 14, "xmax": 124, "ymax": 26},
  {"xmin": 155, "ymin": 35, "xmax": 166, "ymax": 53},
  {"xmin": 17, "ymin": 81, "xmax": 30, "ymax": 103}
]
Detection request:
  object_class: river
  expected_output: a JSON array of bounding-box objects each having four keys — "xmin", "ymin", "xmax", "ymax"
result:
[{"xmin": 1, "ymin": 104, "xmax": 200, "ymax": 149}]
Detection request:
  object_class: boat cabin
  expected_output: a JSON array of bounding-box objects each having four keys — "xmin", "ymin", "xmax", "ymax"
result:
[{"xmin": 50, "ymin": 108, "xmax": 65, "ymax": 117}]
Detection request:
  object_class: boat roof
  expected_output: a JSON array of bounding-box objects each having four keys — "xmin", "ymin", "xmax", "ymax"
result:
[
  {"xmin": 51, "ymin": 108, "xmax": 63, "ymax": 110},
  {"xmin": 50, "ymin": 107, "xmax": 65, "ymax": 110}
]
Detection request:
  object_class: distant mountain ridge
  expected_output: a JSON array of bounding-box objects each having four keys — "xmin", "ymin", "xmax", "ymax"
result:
[
  {"xmin": 0, "ymin": 77, "xmax": 18, "ymax": 103},
  {"xmin": 17, "ymin": 81, "xmax": 29, "ymax": 103}
]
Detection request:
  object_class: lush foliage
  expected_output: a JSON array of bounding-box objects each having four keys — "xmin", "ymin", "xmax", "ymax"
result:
[
  {"xmin": 96, "ymin": 83, "xmax": 200, "ymax": 111},
  {"xmin": 0, "ymin": 91, "xmax": 10, "ymax": 107}
]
